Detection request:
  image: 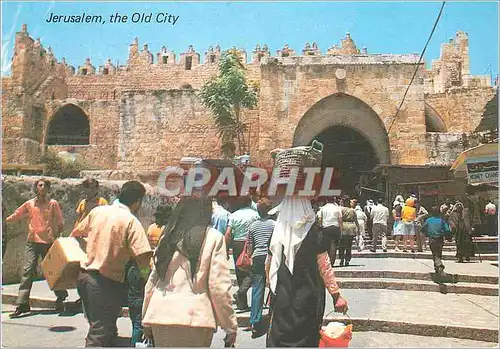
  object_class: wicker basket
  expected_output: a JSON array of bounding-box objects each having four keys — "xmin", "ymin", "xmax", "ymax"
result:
[{"xmin": 273, "ymin": 140, "xmax": 323, "ymax": 183}]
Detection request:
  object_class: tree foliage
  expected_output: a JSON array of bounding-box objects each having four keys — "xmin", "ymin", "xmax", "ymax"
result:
[
  {"xmin": 37, "ymin": 150, "xmax": 90, "ymax": 179},
  {"xmin": 199, "ymin": 48, "xmax": 258, "ymax": 158}
]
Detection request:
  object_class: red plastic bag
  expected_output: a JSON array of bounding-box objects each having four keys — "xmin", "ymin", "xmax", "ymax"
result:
[
  {"xmin": 236, "ymin": 240, "xmax": 252, "ymax": 273},
  {"xmin": 319, "ymin": 324, "xmax": 353, "ymax": 347}
]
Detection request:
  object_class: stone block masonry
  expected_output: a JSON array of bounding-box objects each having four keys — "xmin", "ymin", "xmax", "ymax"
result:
[{"xmin": 2, "ymin": 25, "xmax": 496, "ymax": 174}]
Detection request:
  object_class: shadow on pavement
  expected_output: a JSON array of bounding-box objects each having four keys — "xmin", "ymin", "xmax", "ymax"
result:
[
  {"xmin": 49, "ymin": 326, "xmax": 77, "ymax": 333},
  {"xmin": 7, "ymin": 309, "xmax": 60, "ymax": 319},
  {"xmin": 333, "ymin": 264, "xmax": 366, "ymax": 268},
  {"xmin": 431, "ymin": 273, "xmax": 459, "ymax": 291}
]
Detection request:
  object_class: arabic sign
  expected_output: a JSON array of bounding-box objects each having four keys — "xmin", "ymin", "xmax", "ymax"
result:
[{"xmin": 466, "ymin": 157, "xmax": 498, "ymax": 185}]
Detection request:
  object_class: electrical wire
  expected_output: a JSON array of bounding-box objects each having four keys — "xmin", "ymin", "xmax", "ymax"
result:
[{"xmin": 388, "ymin": 1, "xmax": 446, "ymax": 133}]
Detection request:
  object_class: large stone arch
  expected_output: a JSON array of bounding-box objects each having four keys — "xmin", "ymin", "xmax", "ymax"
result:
[
  {"xmin": 46, "ymin": 104, "xmax": 90, "ymax": 145},
  {"xmin": 425, "ymin": 103, "xmax": 447, "ymax": 132},
  {"xmin": 292, "ymin": 92, "xmax": 391, "ymax": 165}
]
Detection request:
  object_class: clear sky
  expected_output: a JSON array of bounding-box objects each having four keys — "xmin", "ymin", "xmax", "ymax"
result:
[{"xmin": 1, "ymin": 1, "xmax": 498, "ymax": 79}]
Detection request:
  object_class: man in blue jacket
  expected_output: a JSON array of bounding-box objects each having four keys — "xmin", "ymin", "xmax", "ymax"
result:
[{"xmin": 422, "ymin": 206, "xmax": 452, "ymax": 276}]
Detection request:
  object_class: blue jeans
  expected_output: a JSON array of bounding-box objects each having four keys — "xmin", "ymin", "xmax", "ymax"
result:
[
  {"xmin": 130, "ymin": 308, "xmax": 143, "ymax": 346},
  {"xmin": 250, "ymin": 255, "xmax": 266, "ymax": 326}
]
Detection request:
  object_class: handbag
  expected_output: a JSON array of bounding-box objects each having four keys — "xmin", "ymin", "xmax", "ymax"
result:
[{"xmin": 235, "ymin": 240, "xmax": 252, "ymax": 273}]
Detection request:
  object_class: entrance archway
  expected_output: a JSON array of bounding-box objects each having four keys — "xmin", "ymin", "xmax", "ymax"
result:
[
  {"xmin": 47, "ymin": 104, "xmax": 90, "ymax": 145},
  {"xmin": 315, "ymin": 125, "xmax": 379, "ymax": 196},
  {"xmin": 293, "ymin": 93, "xmax": 390, "ymax": 197}
]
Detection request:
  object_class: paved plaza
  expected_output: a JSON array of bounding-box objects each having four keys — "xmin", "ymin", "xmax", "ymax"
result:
[{"xmin": 2, "ymin": 256, "xmax": 498, "ymax": 347}]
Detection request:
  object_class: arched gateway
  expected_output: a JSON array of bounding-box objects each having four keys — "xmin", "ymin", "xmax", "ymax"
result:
[
  {"xmin": 46, "ymin": 104, "xmax": 90, "ymax": 145},
  {"xmin": 293, "ymin": 93, "xmax": 390, "ymax": 196}
]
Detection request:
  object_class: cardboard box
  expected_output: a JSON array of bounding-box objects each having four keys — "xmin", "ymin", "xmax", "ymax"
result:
[{"xmin": 41, "ymin": 237, "xmax": 87, "ymax": 291}]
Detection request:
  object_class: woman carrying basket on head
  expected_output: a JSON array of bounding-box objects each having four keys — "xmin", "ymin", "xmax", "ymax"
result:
[
  {"xmin": 266, "ymin": 197, "xmax": 349, "ymax": 347},
  {"xmin": 266, "ymin": 142, "xmax": 348, "ymax": 347}
]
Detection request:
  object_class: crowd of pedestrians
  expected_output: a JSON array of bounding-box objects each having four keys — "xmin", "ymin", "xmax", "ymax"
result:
[{"xmin": 2, "ymin": 174, "xmax": 489, "ymax": 347}]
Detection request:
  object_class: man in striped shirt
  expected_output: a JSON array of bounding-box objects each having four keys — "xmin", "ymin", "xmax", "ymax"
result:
[
  {"xmin": 246, "ymin": 198, "xmax": 275, "ymax": 338},
  {"xmin": 225, "ymin": 196, "xmax": 260, "ymax": 310}
]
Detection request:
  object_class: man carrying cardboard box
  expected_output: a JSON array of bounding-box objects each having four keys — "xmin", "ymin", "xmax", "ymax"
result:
[
  {"xmin": 71, "ymin": 180, "xmax": 152, "ymax": 347},
  {"xmin": 6, "ymin": 178, "xmax": 69, "ymax": 317}
]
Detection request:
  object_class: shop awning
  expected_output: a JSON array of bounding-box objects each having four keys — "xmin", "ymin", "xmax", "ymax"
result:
[
  {"xmin": 450, "ymin": 143, "xmax": 498, "ymax": 170},
  {"xmin": 450, "ymin": 142, "xmax": 498, "ymax": 185}
]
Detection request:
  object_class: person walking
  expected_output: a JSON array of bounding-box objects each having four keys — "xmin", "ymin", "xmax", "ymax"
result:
[
  {"xmin": 6, "ymin": 179, "xmax": 68, "ymax": 317},
  {"xmin": 246, "ymin": 198, "xmax": 275, "ymax": 338},
  {"xmin": 125, "ymin": 258, "xmax": 147, "ymax": 346},
  {"xmin": 3, "ymin": 205, "xmax": 8, "ymax": 260},
  {"xmin": 316, "ymin": 196, "xmax": 343, "ymax": 266},
  {"xmin": 449, "ymin": 201, "xmax": 475, "ymax": 263},
  {"xmin": 71, "ymin": 181, "xmax": 152, "ymax": 347},
  {"xmin": 354, "ymin": 204, "xmax": 367, "ymax": 252},
  {"xmin": 415, "ymin": 199, "xmax": 429, "ymax": 252},
  {"xmin": 338, "ymin": 199, "xmax": 360, "ymax": 267},
  {"xmin": 401, "ymin": 198, "xmax": 417, "ymax": 252},
  {"xmin": 484, "ymin": 200, "xmax": 497, "ymax": 235},
  {"xmin": 364, "ymin": 199, "xmax": 375, "ymax": 240},
  {"xmin": 392, "ymin": 195, "xmax": 405, "ymax": 252},
  {"xmin": 225, "ymin": 196, "xmax": 260, "ymax": 310},
  {"xmin": 74, "ymin": 179, "xmax": 108, "ymax": 229},
  {"xmin": 440, "ymin": 199, "xmax": 453, "ymax": 220},
  {"xmin": 212, "ymin": 197, "xmax": 231, "ymax": 235},
  {"xmin": 370, "ymin": 198, "xmax": 390, "ymax": 252},
  {"xmin": 142, "ymin": 197, "xmax": 238, "ymax": 347},
  {"xmin": 147, "ymin": 205, "xmax": 172, "ymax": 250},
  {"xmin": 422, "ymin": 206, "xmax": 452, "ymax": 276},
  {"xmin": 266, "ymin": 197, "xmax": 348, "ymax": 347}
]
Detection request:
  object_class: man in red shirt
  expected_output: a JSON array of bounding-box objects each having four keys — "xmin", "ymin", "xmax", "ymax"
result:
[{"xmin": 5, "ymin": 179, "xmax": 68, "ymax": 317}]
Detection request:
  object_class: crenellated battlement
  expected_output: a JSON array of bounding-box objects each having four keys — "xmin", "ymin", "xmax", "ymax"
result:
[
  {"xmin": 3, "ymin": 25, "xmax": 496, "ymax": 176},
  {"xmin": 10, "ymin": 24, "xmax": 491, "ymax": 98}
]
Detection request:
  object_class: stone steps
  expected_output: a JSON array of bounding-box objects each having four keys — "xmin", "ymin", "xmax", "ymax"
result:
[
  {"xmin": 234, "ymin": 314, "xmax": 499, "ymax": 343},
  {"xmin": 349, "ymin": 251, "xmax": 497, "ymax": 261},
  {"xmin": 356, "ymin": 244, "xmax": 457, "ymax": 252},
  {"xmin": 336, "ymin": 278, "xmax": 498, "ymax": 296},
  {"xmin": 2, "ymin": 293, "xmax": 497, "ymax": 343},
  {"xmin": 333, "ymin": 269, "xmax": 499, "ymax": 284}
]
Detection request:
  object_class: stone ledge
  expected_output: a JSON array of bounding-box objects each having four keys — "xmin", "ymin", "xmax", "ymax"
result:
[
  {"xmin": 333, "ymin": 270, "xmax": 499, "ymax": 285},
  {"xmin": 336, "ymin": 278, "xmax": 498, "ymax": 296},
  {"xmin": 350, "ymin": 251, "xmax": 498, "ymax": 261}
]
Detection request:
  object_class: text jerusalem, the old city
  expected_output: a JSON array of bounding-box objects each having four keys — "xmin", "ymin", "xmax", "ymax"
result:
[
  {"xmin": 46, "ymin": 12, "xmax": 105, "ymax": 23},
  {"xmin": 46, "ymin": 12, "xmax": 180, "ymax": 24}
]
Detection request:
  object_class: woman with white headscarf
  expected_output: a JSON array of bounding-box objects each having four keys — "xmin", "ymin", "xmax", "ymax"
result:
[{"xmin": 266, "ymin": 197, "xmax": 348, "ymax": 347}]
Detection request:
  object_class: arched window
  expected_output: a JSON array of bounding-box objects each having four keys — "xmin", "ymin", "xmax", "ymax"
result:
[{"xmin": 47, "ymin": 104, "xmax": 90, "ymax": 145}]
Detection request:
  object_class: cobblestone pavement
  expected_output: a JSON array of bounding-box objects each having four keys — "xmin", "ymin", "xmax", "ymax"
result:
[{"xmin": 2, "ymin": 305, "xmax": 497, "ymax": 348}]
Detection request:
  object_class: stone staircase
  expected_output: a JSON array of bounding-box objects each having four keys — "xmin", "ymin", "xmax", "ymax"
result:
[{"xmin": 2, "ymin": 245, "xmax": 498, "ymax": 346}]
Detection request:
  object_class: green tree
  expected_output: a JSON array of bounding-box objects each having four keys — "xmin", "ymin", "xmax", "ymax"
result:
[{"xmin": 199, "ymin": 48, "xmax": 258, "ymax": 159}]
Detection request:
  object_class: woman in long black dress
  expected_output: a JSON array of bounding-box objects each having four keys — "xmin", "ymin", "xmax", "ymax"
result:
[
  {"xmin": 266, "ymin": 197, "xmax": 348, "ymax": 347},
  {"xmin": 449, "ymin": 201, "xmax": 475, "ymax": 262}
]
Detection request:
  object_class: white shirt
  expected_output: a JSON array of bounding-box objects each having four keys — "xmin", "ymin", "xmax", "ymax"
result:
[
  {"xmin": 355, "ymin": 210, "xmax": 367, "ymax": 223},
  {"xmin": 370, "ymin": 204, "xmax": 390, "ymax": 226},
  {"xmin": 317, "ymin": 203, "xmax": 342, "ymax": 228}
]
